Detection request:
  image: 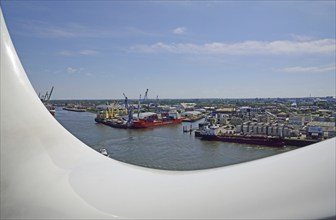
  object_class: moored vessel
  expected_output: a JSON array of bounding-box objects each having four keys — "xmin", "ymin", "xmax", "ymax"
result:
[
  {"xmin": 201, "ymin": 134, "xmax": 285, "ymax": 147},
  {"xmin": 63, "ymin": 105, "xmax": 86, "ymax": 112},
  {"xmin": 132, "ymin": 112, "xmax": 182, "ymax": 128},
  {"xmin": 94, "ymin": 99, "xmax": 132, "ymax": 128},
  {"xmin": 95, "ymin": 117, "xmax": 131, "ymax": 129},
  {"xmin": 46, "ymin": 104, "xmax": 56, "ymax": 116}
]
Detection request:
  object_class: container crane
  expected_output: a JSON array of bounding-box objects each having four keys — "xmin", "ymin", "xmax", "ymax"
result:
[
  {"xmin": 47, "ymin": 86, "xmax": 54, "ymax": 102},
  {"xmin": 123, "ymin": 93, "xmax": 133, "ymax": 123},
  {"xmin": 155, "ymin": 95, "xmax": 159, "ymax": 113},
  {"xmin": 40, "ymin": 86, "xmax": 54, "ymax": 103},
  {"xmin": 143, "ymin": 89, "xmax": 149, "ymax": 111},
  {"xmin": 42, "ymin": 91, "xmax": 48, "ymax": 102},
  {"xmin": 123, "ymin": 93, "xmax": 129, "ymax": 113},
  {"xmin": 138, "ymin": 94, "xmax": 141, "ymax": 119}
]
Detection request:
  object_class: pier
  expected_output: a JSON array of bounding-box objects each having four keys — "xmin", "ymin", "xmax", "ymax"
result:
[{"xmin": 183, "ymin": 124, "xmax": 195, "ymax": 133}]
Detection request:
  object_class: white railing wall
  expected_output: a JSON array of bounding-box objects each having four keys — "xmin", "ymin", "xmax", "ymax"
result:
[{"xmin": 1, "ymin": 8, "xmax": 335, "ymax": 219}]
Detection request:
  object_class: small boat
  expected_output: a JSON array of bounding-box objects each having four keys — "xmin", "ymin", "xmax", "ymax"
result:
[{"xmin": 99, "ymin": 148, "xmax": 109, "ymax": 157}]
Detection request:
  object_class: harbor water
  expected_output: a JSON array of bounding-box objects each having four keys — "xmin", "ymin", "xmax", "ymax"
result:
[{"xmin": 55, "ymin": 107, "xmax": 297, "ymax": 171}]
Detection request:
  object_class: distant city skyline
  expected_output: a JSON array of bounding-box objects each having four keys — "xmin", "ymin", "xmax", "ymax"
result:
[{"xmin": 1, "ymin": 1, "xmax": 335, "ymax": 99}]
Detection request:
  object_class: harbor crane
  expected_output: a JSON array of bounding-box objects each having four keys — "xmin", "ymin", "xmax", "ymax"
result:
[
  {"xmin": 40, "ymin": 86, "xmax": 54, "ymax": 103},
  {"xmin": 47, "ymin": 86, "xmax": 54, "ymax": 102},
  {"xmin": 122, "ymin": 93, "xmax": 129, "ymax": 111},
  {"xmin": 143, "ymin": 89, "xmax": 149, "ymax": 111},
  {"xmin": 138, "ymin": 94, "xmax": 141, "ymax": 119},
  {"xmin": 155, "ymin": 96, "xmax": 159, "ymax": 113},
  {"xmin": 123, "ymin": 93, "xmax": 133, "ymax": 123}
]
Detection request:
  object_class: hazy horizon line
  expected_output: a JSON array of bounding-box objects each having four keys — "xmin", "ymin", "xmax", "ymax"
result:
[{"xmin": 50, "ymin": 95, "xmax": 335, "ymax": 101}]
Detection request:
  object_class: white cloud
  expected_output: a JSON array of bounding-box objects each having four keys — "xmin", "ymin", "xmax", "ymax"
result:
[
  {"xmin": 59, "ymin": 50, "xmax": 74, "ymax": 56},
  {"xmin": 79, "ymin": 50, "xmax": 98, "ymax": 55},
  {"xmin": 130, "ymin": 39, "xmax": 335, "ymax": 55},
  {"xmin": 19, "ymin": 21, "xmax": 156, "ymax": 39},
  {"xmin": 173, "ymin": 27, "xmax": 186, "ymax": 35},
  {"xmin": 66, "ymin": 67, "xmax": 79, "ymax": 74},
  {"xmin": 66, "ymin": 67, "xmax": 93, "ymax": 76},
  {"xmin": 41, "ymin": 23, "xmax": 101, "ymax": 38},
  {"xmin": 279, "ymin": 64, "xmax": 335, "ymax": 73},
  {"xmin": 290, "ymin": 34, "xmax": 315, "ymax": 41},
  {"xmin": 59, "ymin": 49, "xmax": 98, "ymax": 56}
]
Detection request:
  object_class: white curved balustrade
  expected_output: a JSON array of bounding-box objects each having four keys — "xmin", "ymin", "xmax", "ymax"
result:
[{"xmin": 1, "ymin": 8, "xmax": 335, "ymax": 219}]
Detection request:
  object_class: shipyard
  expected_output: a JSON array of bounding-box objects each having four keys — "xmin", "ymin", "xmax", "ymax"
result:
[
  {"xmin": 38, "ymin": 81, "xmax": 336, "ymax": 170},
  {"xmin": 48, "ymin": 92, "xmax": 336, "ymax": 168}
]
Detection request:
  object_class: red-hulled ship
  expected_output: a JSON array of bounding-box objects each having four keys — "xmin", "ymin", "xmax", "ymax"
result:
[
  {"xmin": 201, "ymin": 134, "xmax": 285, "ymax": 147},
  {"xmin": 132, "ymin": 112, "xmax": 182, "ymax": 128}
]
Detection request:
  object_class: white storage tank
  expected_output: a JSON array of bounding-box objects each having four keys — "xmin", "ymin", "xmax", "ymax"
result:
[{"xmin": 236, "ymin": 125, "xmax": 242, "ymax": 133}]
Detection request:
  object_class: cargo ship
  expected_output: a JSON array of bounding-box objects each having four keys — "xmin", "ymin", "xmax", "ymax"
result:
[
  {"xmin": 201, "ymin": 134, "xmax": 285, "ymax": 147},
  {"xmin": 132, "ymin": 112, "xmax": 182, "ymax": 128},
  {"xmin": 63, "ymin": 105, "xmax": 86, "ymax": 112},
  {"xmin": 94, "ymin": 99, "xmax": 132, "ymax": 128}
]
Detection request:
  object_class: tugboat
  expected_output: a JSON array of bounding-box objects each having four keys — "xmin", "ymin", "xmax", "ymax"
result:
[{"xmin": 99, "ymin": 148, "xmax": 109, "ymax": 157}]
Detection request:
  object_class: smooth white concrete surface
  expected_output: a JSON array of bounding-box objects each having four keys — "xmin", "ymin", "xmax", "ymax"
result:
[{"xmin": 1, "ymin": 7, "xmax": 335, "ymax": 219}]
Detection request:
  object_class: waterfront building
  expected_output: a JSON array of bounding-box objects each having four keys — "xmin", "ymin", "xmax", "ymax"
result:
[
  {"xmin": 230, "ymin": 117, "xmax": 243, "ymax": 126},
  {"xmin": 238, "ymin": 106, "xmax": 263, "ymax": 114},
  {"xmin": 236, "ymin": 122, "xmax": 294, "ymax": 138},
  {"xmin": 215, "ymin": 107, "xmax": 236, "ymax": 114},
  {"xmin": 307, "ymin": 121, "xmax": 336, "ymax": 139},
  {"xmin": 195, "ymin": 108, "xmax": 207, "ymax": 113},
  {"xmin": 180, "ymin": 103, "xmax": 196, "ymax": 111},
  {"xmin": 180, "ymin": 111, "xmax": 202, "ymax": 118},
  {"xmin": 288, "ymin": 117, "xmax": 303, "ymax": 126}
]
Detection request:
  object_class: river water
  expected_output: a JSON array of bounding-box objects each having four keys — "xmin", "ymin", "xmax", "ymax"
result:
[{"xmin": 55, "ymin": 107, "xmax": 297, "ymax": 170}]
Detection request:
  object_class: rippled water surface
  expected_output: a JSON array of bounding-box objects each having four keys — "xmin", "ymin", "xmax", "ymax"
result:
[{"xmin": 56, "ymin": 108, "xmax": 297, "ymax": 170}]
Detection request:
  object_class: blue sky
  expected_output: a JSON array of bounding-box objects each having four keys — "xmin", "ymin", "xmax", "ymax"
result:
[{"xmin": 1, "ymin": 1, "xmax": 335, "ymax": 99}]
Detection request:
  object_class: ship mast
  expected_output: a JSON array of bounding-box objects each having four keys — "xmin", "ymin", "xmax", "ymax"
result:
[{"xmin": 138, "ymin": 94, "xmax": 141, "ymax": 119}]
